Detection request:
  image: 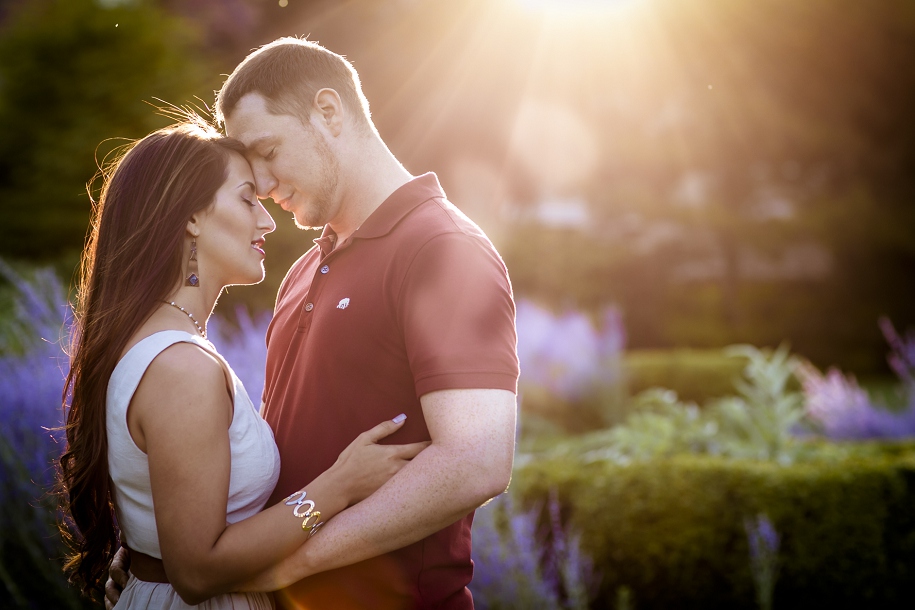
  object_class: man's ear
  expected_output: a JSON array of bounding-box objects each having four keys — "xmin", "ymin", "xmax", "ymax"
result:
[{"xmin": 313, "ymin": 88, "xmax": 344, "ymax": 136}]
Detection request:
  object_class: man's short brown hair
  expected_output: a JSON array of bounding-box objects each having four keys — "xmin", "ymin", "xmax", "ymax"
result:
[{"xmin": 215, "ymin": 37, "xmax": 373, "ymax": 132}]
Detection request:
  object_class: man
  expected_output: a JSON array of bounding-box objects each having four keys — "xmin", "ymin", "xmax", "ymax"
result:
[
  {"xmin": 223, "ymin": 38, "xmax": 517, "ymax": 609},
  {"xmin": 108, "ymin": 37, "xmax": 518, "ymax": 609}
]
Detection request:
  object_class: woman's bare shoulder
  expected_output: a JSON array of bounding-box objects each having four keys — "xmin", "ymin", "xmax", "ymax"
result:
[{"xmin": 133, "ymin": 342, "xmax": 232, "ymax": 427}]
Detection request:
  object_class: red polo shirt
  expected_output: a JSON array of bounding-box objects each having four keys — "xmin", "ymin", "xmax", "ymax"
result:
[{"xmin": 262, "ymin": 173, "xmax": 519, "ymax": 609}]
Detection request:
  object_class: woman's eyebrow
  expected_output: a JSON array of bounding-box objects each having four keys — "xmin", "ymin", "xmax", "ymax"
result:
[{"xmin": 236, "ymin": 181, "xmax": 256, "ymax": 191}]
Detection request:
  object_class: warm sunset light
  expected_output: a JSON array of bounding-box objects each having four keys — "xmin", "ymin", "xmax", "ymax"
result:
[{"xmin": 2, "ymin": 1, "xmax": 914, "ymax": 607}]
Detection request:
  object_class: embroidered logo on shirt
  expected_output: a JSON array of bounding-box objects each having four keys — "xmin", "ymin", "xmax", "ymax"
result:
[{"xmin": 336, "ymin": 298, "xmax": 350, "ymax": 310}]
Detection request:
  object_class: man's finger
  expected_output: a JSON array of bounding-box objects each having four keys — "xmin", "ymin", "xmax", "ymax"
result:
[
  {"xmin": 105, "ymin": 577, "xmax": 121, "ymax": 608},
  {"xmin": 110, "ymin": 545, "xmax": 130, "ymax": 586}
]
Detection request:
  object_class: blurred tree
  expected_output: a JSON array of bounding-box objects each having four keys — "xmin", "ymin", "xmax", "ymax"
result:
[{"xmin": 0, "ymin": 0, "xmax": 218, "ymax": 262}]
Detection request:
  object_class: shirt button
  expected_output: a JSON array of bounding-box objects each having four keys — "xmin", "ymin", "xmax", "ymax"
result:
[
  {"xmin": 304, "ymin": 303, "xmax": 314, "ymax": 312},
  {"xmin": 320, "ymin": 265, "xmax": 330, "ymax": 274}
]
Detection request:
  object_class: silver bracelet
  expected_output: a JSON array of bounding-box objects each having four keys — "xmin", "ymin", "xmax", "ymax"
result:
[{"xmin": 284, "ymin": 490, "xmax": 316, "ymax": 518}]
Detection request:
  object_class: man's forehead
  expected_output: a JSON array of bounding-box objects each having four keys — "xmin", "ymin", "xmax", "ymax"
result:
[{"xmin": 224, "ymin": 93, "xmax": 273, "ymax": 141}]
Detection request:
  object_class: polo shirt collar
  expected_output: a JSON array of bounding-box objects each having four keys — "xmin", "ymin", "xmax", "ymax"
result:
[
  {"xmin": 353, "ymin": 172, "xmax": 444, "ymax": 240},
  {"xmin": 313, "ymin": 173, "xmax": 444, "ymax": 255}
]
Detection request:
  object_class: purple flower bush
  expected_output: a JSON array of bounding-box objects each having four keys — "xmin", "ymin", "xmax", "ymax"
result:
[
  {"xmin": 515, "ymin": 299, "xmax": 624, "ymax": 401},
  {"xmin": 206, "ymin": 307, "xmax": 271, "ymax": 404},
  {"xmin": 798, "ymin": 318, "xmax": 915, "ymax": 440},
  {"xmin": 471, "ymin": 491, "xmax": 596, "ymax": 610},
  {"xmin": 0, "ymin": 260, "xmax": 70, "ymax": 492},
  {"xmin": 0, "ymin": 261, "xmax": 76, "ymax": 607}
]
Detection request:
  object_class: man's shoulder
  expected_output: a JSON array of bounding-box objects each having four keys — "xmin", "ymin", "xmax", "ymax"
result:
[{"xmin": 401, "ymin": 195, "xmax": 498, "ymax": 255}]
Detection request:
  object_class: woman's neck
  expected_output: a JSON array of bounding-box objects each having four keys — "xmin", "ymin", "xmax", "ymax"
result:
[{"xmin": 164, "ymin": 283, "xmax": 221, "ymax": 338}]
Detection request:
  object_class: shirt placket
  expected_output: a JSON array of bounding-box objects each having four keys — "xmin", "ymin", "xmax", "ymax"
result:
[{"xmin": 296, "ymin": 234, "xmax": 350, "ymax": 332}]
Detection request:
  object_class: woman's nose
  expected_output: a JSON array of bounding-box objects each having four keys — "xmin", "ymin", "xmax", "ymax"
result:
[{"xmin": 259, "ymin": 204, "xmax": 277, "ymax": 234}]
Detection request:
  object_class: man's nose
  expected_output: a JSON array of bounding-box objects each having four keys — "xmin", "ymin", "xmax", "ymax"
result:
[{"xmin": 251, "ymin": 163, "xmax": 277, "ymax": 200}]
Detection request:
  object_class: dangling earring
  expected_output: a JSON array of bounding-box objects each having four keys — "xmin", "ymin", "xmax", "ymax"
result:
[{"xmin": 186, "ymin": 239, "xmax": 200, "ymax": 287}]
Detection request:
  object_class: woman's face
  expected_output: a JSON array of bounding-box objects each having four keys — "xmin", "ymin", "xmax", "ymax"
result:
[{"xmin": 196, "ymin": 152, "xmax": 276, "ymax": 287}]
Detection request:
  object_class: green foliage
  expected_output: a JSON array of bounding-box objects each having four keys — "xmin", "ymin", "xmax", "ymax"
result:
[
  {"xmin": 0, "ymin": 0, "xmax": 218, "ymax": 261},
  {"xmin": 562, "ymin": 345, "xmax": 808, "ymax": 463},
  {"xmin": 513, "ymin": 445, "xmax": 915, "ymax": 609},
  {"xmin": 623, "ymin": 348, "xmax": 749, "ymax": 405},
  {"xmin": 711, "ymin": 344, "xmax": 806, "ymax": 461},
  {"xmin": 520, "ymin": 385, "xmax": 628, "ymax": 439}
]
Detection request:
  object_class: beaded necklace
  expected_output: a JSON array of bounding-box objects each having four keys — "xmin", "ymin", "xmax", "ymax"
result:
[{"xmin": 163, "ymin": 300, "xmax": 206, "ymax": 339}]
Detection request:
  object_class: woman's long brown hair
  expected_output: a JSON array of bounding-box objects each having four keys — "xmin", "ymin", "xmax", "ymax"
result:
[{"xmin": 58, "ymin": 119, "xmax": 244, "ymax": 600}]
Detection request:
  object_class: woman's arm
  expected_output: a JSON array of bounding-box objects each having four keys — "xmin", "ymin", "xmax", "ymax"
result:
[
  {"xmin": 132, "ymin": 344, "xmax": 424, "ymax": 605},
  {"xmin": 236, "ymin": 388, "xmax": 515, "ymax": 592}
]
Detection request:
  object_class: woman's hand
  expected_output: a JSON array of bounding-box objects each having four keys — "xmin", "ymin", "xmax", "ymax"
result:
[
  {"xmin": 328, "ymin": 414, "xmax": 430, "ymax": 505},
  {"xmin": 236, "ymin": 415, "xmax": 429, "ymax": 592}
]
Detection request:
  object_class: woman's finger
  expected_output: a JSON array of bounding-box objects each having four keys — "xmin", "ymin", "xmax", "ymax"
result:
[
  {"xmin": 390, "ymin": 440, "xmax": 431, "ymax": 459},
  {"xmin": 360, "ymin": 413, "xmax": 408, "ymax": 444}
]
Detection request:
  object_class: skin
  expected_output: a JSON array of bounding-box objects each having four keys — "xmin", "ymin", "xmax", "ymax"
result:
[
  {"xmin": 114, "ymin": 151, "xmax": 428, "ymax": 605},
  {"xmin": 224, "ymin": 91, "xmax": 518, "ymax": 590}
]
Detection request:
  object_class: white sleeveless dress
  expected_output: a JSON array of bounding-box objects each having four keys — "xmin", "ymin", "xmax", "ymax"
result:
[{"xmin": 107, "ymin": 330, "xmax": 281, "ymax": 609}]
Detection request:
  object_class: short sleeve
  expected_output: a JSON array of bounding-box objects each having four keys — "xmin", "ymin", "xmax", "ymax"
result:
[{"xmin": 399, "ymin": 232, "xmax": 519, "ymax": 397}]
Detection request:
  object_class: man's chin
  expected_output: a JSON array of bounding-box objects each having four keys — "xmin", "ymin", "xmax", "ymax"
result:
[
  {"xmin": 294, "ymin": 217, "xmax": 325, "ymax": 231},
  {"xmin": 292, "ymin": 213, "xmax": 327, "ymax": 231}
]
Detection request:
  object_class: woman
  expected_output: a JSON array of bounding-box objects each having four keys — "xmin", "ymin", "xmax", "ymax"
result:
[{"xmin": 59, "ymin": 118, "xmax": 426, "ymax": 608}]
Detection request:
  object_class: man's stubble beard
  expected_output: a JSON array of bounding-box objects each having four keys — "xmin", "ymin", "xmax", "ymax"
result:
[{"xmin": 294, "ymin": 134, "xmax": 341, "ymax": 231}]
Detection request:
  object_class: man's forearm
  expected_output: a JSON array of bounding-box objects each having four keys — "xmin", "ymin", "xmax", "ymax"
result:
[
  {"xmin": 238, "ymin": 443, "xmax": 507, "ymax": 592},
  {"xmin": 240, "ymin": 388, "xmax": 517, "ymax": 591},
  {"xmin": 272, "ymin": 425, "xmax": 509, "ymax": 587},
  {"xmin": 309, "ymin": 441, "xmax": 508, "ymax": 570}
]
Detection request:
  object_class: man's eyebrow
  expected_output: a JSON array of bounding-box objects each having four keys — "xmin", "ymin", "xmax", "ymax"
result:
[{"xmin": 244, "ymin": 136, "xmax": 273, "ymax": 151}]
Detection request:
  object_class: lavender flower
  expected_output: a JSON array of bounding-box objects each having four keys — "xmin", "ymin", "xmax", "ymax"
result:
[
  {"xmin": 471, "ymin": 492, "xmax": 596, "ymax": 610},
  {"xmin": 0, "ymin": 261, "xmax": 75, "ymax": 606},
  {"xmin": 0, "ymin": 260, "xmax": 70, "ymax": 491},
  {"xmin": 880, "ymin": 317, "xmax": 915, "ymax": 392},
  {"xmin": 543, "ymin": 489, "xmax": 596, "ymax": 610},
  {"xmin": 207, "ymin": 306, "xmax": 272, "ymax": 403},
  {"xmin": 798, "ymin": 363, "xmax": 915, "ymax": 440},
  {"xmin": 515, "ymin": 299, "xmax": 624, "ymax": 400},
  {"xmin": 744, "ymin": 514, "xmax": 780, "ymax": 610}
]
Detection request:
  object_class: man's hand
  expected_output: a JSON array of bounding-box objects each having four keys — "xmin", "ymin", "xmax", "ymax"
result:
[{"xmin": 104, "ymin": 546, "xmax": 130, "ymax": 610}]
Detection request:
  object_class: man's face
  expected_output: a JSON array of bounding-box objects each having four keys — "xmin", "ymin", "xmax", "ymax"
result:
[{"xmin": 225, "ymin": 92, "xmax": 340, "ymax": 230}]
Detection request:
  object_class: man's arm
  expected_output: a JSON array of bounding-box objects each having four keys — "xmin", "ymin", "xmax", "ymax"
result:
[{"xmin": 242, "ymin": 387, "xmax": 516, "ymax": 591}]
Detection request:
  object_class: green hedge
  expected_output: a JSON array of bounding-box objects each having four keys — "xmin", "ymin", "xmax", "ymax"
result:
[
  {"xmin": 513, "ymin": 443, "xmax": 915, "ymax": 609},
  {"xmin": 623, "ymin": 349, "xmax": 751, "ymax": 405},
  {"xmin": 519, "ymin": 350, "xmax": 748, "ymax": 437}
]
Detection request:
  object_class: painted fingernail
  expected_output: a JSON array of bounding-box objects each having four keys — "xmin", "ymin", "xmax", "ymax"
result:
[{"xmin": 392, "ymin": 413, "xmax": 407, "ymax": 424}]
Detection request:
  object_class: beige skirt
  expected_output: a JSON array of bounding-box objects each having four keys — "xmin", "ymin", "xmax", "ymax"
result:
[{"xmin": 115, "ymin": 572, "xmax": 275, "ymax": 610}]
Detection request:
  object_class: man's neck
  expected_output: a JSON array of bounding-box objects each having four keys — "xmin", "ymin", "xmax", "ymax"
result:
[{"xmin": 328, "ymin": 137, "xmax": 413, "ymax": 243}]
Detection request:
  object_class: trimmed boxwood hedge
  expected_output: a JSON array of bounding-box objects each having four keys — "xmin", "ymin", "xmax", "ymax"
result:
[
  {"xmin": 512, "ymin": 443, "xmax": 915, "ymax": 609},
  {"xmin": 623, "ymin": 349, "xmax": 750, "ymax": 405}
]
